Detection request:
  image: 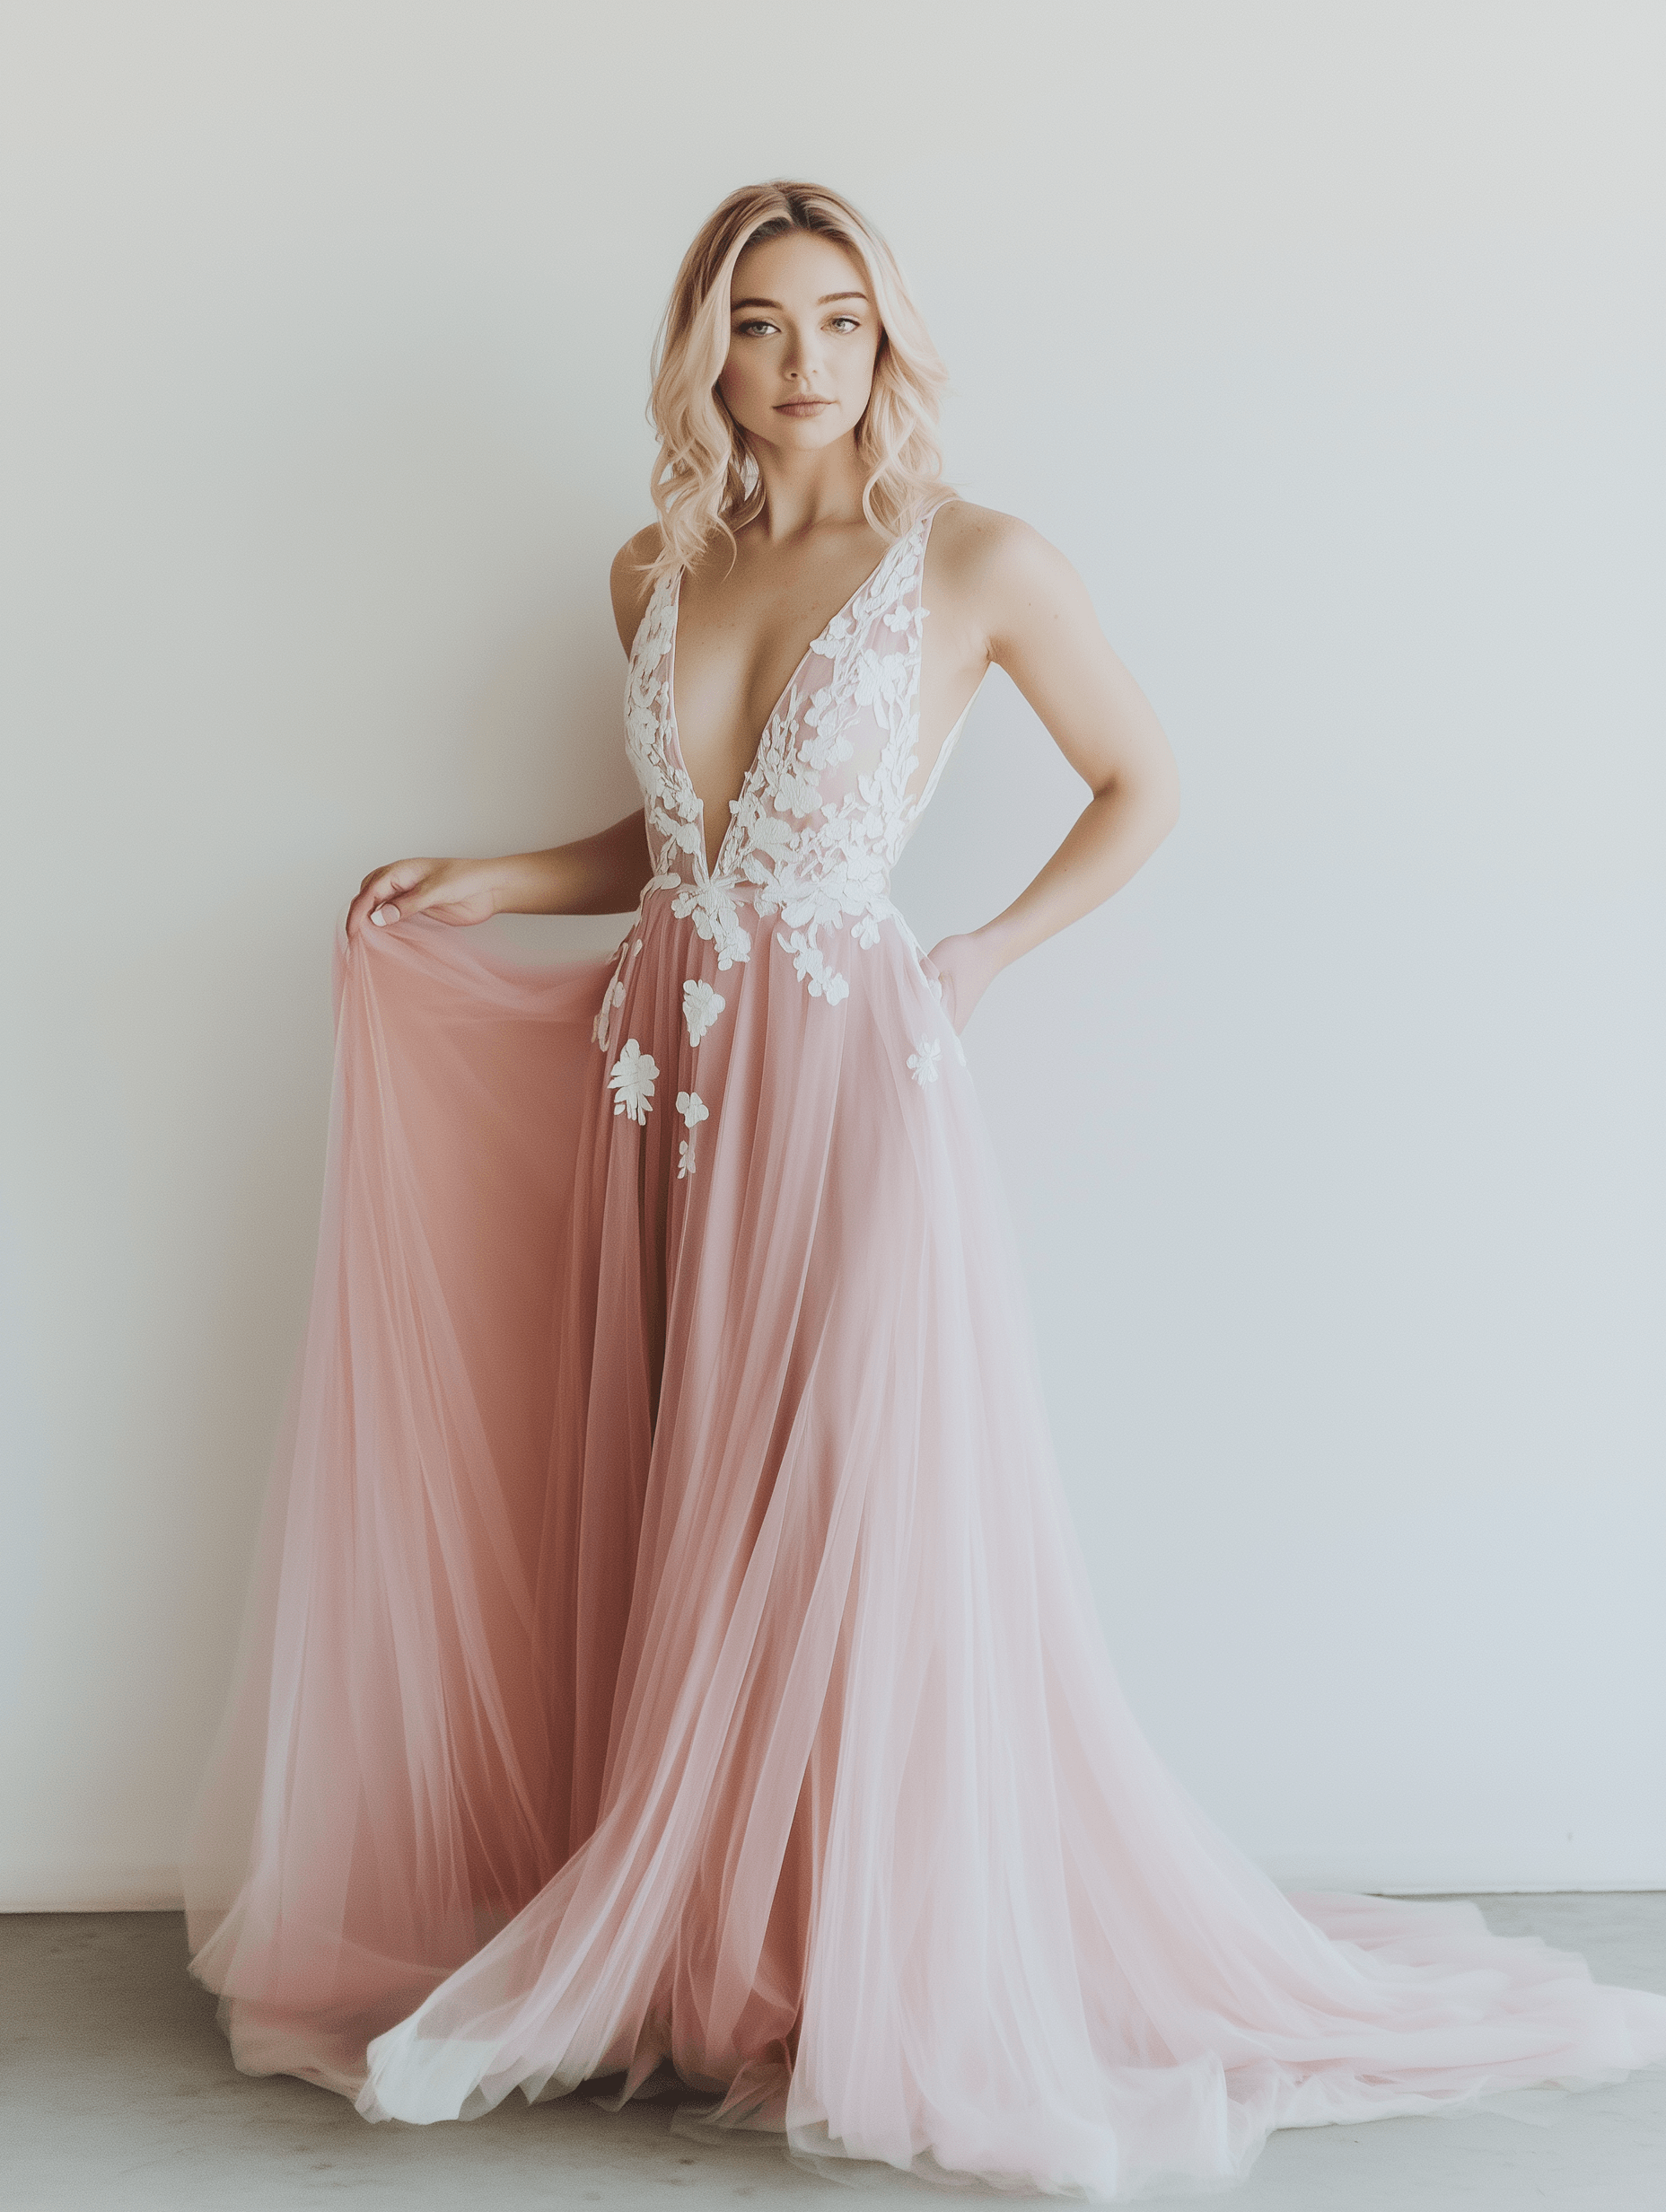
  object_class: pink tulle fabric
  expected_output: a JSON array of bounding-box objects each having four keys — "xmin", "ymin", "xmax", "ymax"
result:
[{"xmin": 186, "ymin": 507, "xmax": 1666, "ymax": 2199}]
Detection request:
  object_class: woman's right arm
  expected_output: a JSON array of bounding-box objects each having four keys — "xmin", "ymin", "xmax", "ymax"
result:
[{"xmin": 345, "ymin": 811, "xmax": 652, "ymax": 940}]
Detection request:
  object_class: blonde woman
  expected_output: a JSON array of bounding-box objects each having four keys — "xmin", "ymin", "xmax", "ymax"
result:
[{"xmin": 187, "ymin": 182, "xmax": 1666, "ymax": 2199}]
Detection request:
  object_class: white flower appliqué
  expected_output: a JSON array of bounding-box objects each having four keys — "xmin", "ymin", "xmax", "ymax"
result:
[
  {"xmin": 907, "ymin": 1037, "xmax": 942, "ymax": 1086},
  {"xmin": 671, "ymin": 878, "xmax": 750, "ymax": 970},
  {"xmin": 682, "ymin": 979, "xmax": 725, "ymax": 1047},
  {"xmin": 675, "ymin": 1089, "xmax": 708, "ymax": 1179},
  {"xmin": 618, "ymin": 505, "xmax": 975, "ymax": 1019},
  {"xmin": 607, "ymin": 1038, "xmax": 658, "ymax": 1123},
  {"xmin": 778, "ymin": 929, "xmax": 849, "ymax": 1005},
  {"xmin": 592, "ymin": 975, "xmax": 626, "ymax": 1052}
]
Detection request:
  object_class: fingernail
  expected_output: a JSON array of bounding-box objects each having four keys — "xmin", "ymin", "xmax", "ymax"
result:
[{"xmin": 371, "ymin": 908, "xmax": 387, "ymax": 926}]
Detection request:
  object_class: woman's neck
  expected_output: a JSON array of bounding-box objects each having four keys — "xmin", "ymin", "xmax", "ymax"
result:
[{"xmin": 742, "ymin": 434, "xmax": 872, "ymax": 545}]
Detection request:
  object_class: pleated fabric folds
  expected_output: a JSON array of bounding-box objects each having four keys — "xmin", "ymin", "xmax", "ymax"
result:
[{"xmin": 185, "ymin": 901, "xmax": 1666, "ymax": 2199}]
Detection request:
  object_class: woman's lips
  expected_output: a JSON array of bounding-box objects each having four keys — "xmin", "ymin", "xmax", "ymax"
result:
[{"xmin": 775, "ymin": 398, "xmax": 835, "ymax": 416}]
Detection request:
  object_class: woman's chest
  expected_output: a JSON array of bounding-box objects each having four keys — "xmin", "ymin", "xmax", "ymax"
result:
[{"xmin": 670, "ymin": 531, "xmax": 896, "ymax": 785}]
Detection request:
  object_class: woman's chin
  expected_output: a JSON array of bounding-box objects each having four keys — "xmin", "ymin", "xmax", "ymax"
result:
[{"xmin": 745, "ymin": 414, "xmax": 853, "ymax": 454}]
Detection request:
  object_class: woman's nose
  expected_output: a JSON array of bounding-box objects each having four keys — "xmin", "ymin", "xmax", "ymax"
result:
[{"xmin": 785, "ymin": 329, "xmax": 824, "ymax": 382}]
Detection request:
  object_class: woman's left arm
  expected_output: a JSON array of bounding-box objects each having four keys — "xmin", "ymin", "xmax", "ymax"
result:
[{"xmin": 925, "ymin": 514, "xmax": 1181, "ymax": 1032}]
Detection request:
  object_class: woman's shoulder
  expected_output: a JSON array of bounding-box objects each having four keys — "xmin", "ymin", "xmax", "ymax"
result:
[
  {"xmin": 924, "ymin": 497, "xmax": 1079, "ymax": 612},
  {"xmin": 609, "ymin": 522, "xmax": 668, "ymax": 654}
]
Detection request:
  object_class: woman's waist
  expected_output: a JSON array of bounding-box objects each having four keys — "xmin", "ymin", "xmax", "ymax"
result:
[{"xmin": 640, "ymin": 872, "xmax": 902, "ymax": 925}]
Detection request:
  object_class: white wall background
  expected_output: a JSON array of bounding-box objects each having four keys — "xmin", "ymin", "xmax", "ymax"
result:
[{"xmin": 3, "ymin": 0, "xmax": 1662, "ymax": 1909}]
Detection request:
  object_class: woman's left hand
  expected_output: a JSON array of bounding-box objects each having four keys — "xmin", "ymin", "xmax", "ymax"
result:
[{"xmin": 923, "ymin": 931, "xmax": 1005, "ymax": 1035}]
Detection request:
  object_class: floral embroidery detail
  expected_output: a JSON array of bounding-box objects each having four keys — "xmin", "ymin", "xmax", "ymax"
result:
[
  {"xmin": 918, "ymin": 972, "xmax": 969, "ymax": 1064},
  {"xmin": 773, "ymin": 767, "xmax": 822, "ymax": 818},
  {"xmin": 671, "ymin": 877, "xmax": 750, "ymax": 970},
  {"xmin": 592, "ymin": 975, "xmax": 626, "ymax": 1053},
  {"xmin": 682, "ymin": 979, "xmax": 725, "ymax": 1047},
  {"xmin": 674, "ymin": 1090, "xmax": 708, "ymax": 1177},
  {"xmin": 622, "ymin": 573, "xmax": 719, "ymax": 917},
  {"xmin": 619, "ymin": 503, "xmax": 974, "ymax": 1014},
  {"xmin": 607, "ymin": 1038, "xmax": 658, "ymax": 1123},
  {"xmin": 778, "ymin": 929, "xmax": 849, "ymax": 1005},
  {"xmin": 908, "ymin": 1037, "xmax": 942, "ymax": 1086}
]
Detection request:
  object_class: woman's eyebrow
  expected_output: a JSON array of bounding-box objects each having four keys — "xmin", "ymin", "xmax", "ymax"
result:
[{"xmin": 730, "ymin": 292, "xmax": 871, "ymax": 311}]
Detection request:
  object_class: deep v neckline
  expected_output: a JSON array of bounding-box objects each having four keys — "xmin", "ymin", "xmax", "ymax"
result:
[{"xmin": 664, "ymin": 521, "xmax": 921, "ymax": 882}]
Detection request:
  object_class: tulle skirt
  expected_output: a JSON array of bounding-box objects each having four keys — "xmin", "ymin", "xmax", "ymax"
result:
[{"xmin": 186, "ymin": 894, "xmax": 1666, "ymax": 2199}]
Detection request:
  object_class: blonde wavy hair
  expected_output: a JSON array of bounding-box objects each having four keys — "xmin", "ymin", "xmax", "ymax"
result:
[{"xmin": 644, "ymin": 181, "xmax": 952, "ymax": 584}]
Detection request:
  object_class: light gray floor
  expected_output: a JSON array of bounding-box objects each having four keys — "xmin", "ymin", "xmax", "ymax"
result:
[{"xmin": 2, "ymin": 1897, "xmax": 1662, "ymax": 2210}]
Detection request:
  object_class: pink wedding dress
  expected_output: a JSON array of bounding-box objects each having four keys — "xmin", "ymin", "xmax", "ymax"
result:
[{"xmin": 186, "ymin": 499, "xmax": 1666, "ymax": 2198}]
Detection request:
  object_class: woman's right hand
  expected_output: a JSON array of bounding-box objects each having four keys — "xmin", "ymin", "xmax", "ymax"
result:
[{"xmin": 345, "ymin": 856, "xmax": 505, "ymax": 940}]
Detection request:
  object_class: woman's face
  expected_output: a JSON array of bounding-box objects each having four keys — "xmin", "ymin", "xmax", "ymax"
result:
[{"xmin": 716, "ymin": 231, "xmax": 881, "ymax": 455}]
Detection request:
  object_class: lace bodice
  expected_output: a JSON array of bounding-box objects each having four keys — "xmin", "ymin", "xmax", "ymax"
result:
[{"xmin": 620, "ymin": 498, "xmax": 972, "ymax": 1005}]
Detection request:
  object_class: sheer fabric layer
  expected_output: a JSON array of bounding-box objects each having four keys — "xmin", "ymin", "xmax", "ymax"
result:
[
  {"xmin": 187, "ymin": 905, "xmax": 1666, "ymax": 2200},
  {"xmin": 188, "ymin": 500, "xmax": 1666, "ymax": 2196}
]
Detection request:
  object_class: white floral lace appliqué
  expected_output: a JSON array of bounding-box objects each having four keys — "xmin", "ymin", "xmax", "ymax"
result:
[
  {"xmin": 675, "ymin": 1088, "xmax": 708, "ymax": 1178},
  {"xmin": 778, "ymin": 929, "xmax": 849, "ymax": 1005},
  {"xmin": 672, "ymin": 878, "xmax": 750, "ymax": 970},
  {"xmin": 682, "ymin": 979, "xmax": 725, "ymax": 1047},
  {"xmin": 607, "ymin": 1038, "xmax": 658, "ymax": 1123},
  {"xmin": 620, "ymin": 509, "xmax": 963, "ymax": 1018},
  {"xmin": 908, "ymin": 1037, "xmax": 942, "ymax": 1086},
  {"xmin": 592, "ymin": 975, "xmax": 626, "ymax": 1053}
]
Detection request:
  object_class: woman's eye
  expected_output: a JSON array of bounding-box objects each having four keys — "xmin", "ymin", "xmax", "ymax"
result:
[
  {"xmin": 737, "ymin": 320, "xmax": 777, "ymax": 338},
  {"xmin": 829, "ymin": 317, "xmax": 859, "ymax": 332}
]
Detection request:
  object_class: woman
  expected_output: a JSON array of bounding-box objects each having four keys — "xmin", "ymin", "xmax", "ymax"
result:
[{"xmin": 187, "ymin": 181, "xmax": 1666, "ymax": 2199}]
